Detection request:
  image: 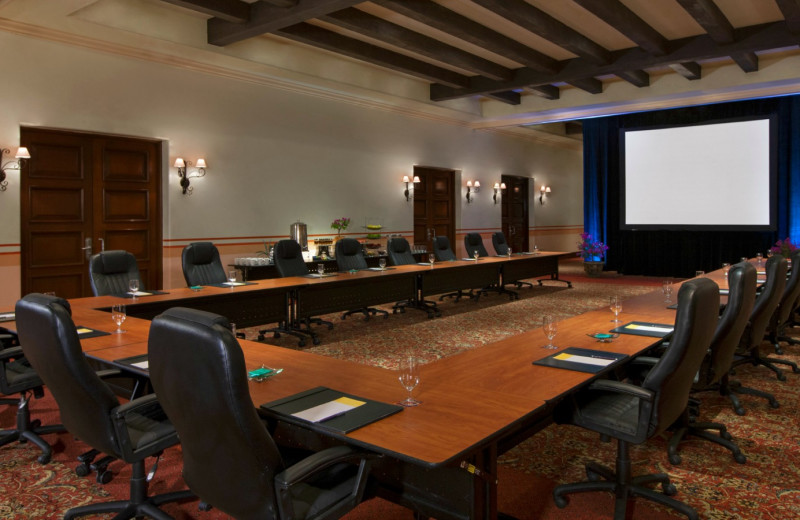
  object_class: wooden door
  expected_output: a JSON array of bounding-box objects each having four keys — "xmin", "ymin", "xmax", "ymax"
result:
[
  {"xmin": 413, "ymin": 166, "xmax": 455, "ymax": 253},
  {"xmin": 21, "ymin": 128, "xmax": 162, "ymax": 298},
  {"xmin": 501, "ymin": 175, "xmax": 529, "ymax": 252}
]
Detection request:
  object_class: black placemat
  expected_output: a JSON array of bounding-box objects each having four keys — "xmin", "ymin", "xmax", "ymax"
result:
[
  {"xmin": 533, "ymin": 347, "xmax": 628, "ymax": 373},
  {"xmin": 206, "ymin": 282, "xmax": 259, "ymax": 288},
  {"xmin": 76, "ymin": 326, "xmax": 112, "ymax": 339},
  {"xmin": 113, "ymin": 290, "xmax": 170, "ymax": 299},
  {"xmin": 302, "ymin": 273, "xmax": 339, "ymax": 279},
  {"xmin": 611, "ymin": 321, "xmax": 674, "ymax": 338}
]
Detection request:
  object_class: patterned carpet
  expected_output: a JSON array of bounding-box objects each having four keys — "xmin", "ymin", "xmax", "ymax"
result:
[{"xmin": 2, "ymin": 260, "xmax": 798, "ymax": 519}]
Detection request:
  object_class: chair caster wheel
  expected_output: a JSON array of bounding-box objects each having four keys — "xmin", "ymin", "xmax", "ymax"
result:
[
  {"xmin": 313, "ymin": 337, "xmax": 321, "ymax": 345},
  {"xmin": 663, "ymin": 483, "xmax": 677, "ymax": 496},
  {"xmin": 31, "ymin": 419, "xmax": 42, "ymax": 429},
  {"xmin": 96, "ymin": 470, "xmax": 112, "ymax": 484},
  {"xmin": 668, "ymin": 453, "xmax": 682, "ymax": 465},
  {"xmin": 778, "ymin": 374, "xmax": 786, "ymax": 382},
  {"xmin": 734, "ymin": 453, "xmax": 747, "ymax": 464},
  {"xmin": 553, "ymin": 495, "xmax": 569, "ymax": 508},
  {"xmin": 721, "ymin": 431, "xmax": 732, "ymax": 441},
  {"xmin": 383, "ymin": 314, "xmax": 389, "ymax": 319},
  {"xmin": 770, "ymin": 401, "xmax": 780, "ymax": 409},
  {"xmin": 198, "ymin": 502, "xmax": 213, "ymax": 512},
  {"xmin": 298, "ymin": 341, "xmax": 306, "ymax": 347},
  {"xmin": 364, "ymin": 315, "xmax": 370, "ymax": 322},
  {"xmin": 735, "ymin": 407, "xmax": 746, "ymax": 416},
  {"xmin": 76, "ymin": 463, "xmax": 90, "ymax": 477},
  {"xmin": 273, "ymin": 332, "xmax": 281, "ymax": 339},
  {"xmin": 586, "ymin": 469, "xmax": 600, "ymax": 482},
  {"xmin": 793, "ymin": 367, "xmax": 800, "ymax": 374},
  {"xmin": 37, "ymin": 453, "xmax": 51, "ymax": 465},
  {"xmin": 257, "ymin": 334, "xmax": 265, "ymax": 341}
]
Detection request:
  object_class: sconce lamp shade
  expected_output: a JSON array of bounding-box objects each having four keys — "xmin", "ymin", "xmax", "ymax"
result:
[
  {"xmin": 403, "ymin": 175, "xmax": 410, "ymax": 183},
  {"xmin": 413, "ymin": 175, "xmax": 420, "ymax": 183},
  {"xmin": 174, "ymin": 157, "xmax": 186, "ymax": 168},
  {"xmin": 195, "ymin": 158, "xmax": 207, "ymax": 169},
  {"xmin": 15, "ymin": 147, "xmax": 31, "ymax": 159}
]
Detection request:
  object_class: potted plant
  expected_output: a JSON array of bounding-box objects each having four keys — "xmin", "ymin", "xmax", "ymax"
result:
[
  {"xmin": 577, "ymin": 232, "xmax": 608, "ymax": 276},
  {"xmin": 770, "ymin": 237, "xmax": 797, "ymax": 258},
  {"xmin": 331, "ymin": 217, "xmax": 351, "ymax": 245}
]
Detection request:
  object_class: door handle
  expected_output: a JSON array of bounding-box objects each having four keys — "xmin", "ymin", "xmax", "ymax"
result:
[
  {"xmin": 99, "ymin": 238, "xmax": 105, "ymax": 252},
  {"xmin": 81, "ymin": 237, "xmax": 92, "ymax": 260}
]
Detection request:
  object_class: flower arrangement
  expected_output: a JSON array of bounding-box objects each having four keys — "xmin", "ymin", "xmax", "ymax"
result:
[
  {"xmin": 330, "ymin": 217, "xmax": 351, "ymax": 235},
  {"xmin": 577, "ymin": 232, "xmax": 608, "ymax": 261},
  {"xmin": 770, "ymin": 237, "xmax": 797, "ymax": 258}
]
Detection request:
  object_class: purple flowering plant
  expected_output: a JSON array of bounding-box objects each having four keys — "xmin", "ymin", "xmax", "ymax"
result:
[
  {"xmin": 577, "ymin": 232, "xmax": 609, "ymax": 261},
  {"xmin": 769, "ymin": 237, "xmax": 798, "ymax": 258},
  {"xmin": 330, "ymin": 217, "xmax": 351, "ymax": 235}
]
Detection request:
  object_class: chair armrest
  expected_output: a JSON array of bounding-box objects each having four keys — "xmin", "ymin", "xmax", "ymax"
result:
[
  {"xmin": 0, "ymin": 345, "xmax": 24, "ymax": 361},
  {"xmin": 629, "ymin": 356, "xmax": 660, "ymax": 367},
  {"xmin": 96, "ymin": 368, "xmax": 123, "ymax": 379},
  {"xmin": 113, "ymin": 393, "xmax": 160, "ymax": 418},
  {"xmin": 588, "ymin": 379, "xmax": 654, "ymax": 402},
  {"xmin": 275, "ymin": 445, "xmax": 379, "ymax": 490}
]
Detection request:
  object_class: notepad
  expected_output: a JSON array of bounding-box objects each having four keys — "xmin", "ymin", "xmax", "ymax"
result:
[
  {"xmin": 553, "ymin": 352, "xmax": 616, "ymax": 367},
  {"xmin": 626, "ymin": 324, "xmax": 673, "ymax": 333},
  {"xmin": 611, "ymin": 321, "xmax": 674, "ymax": 338},
  {"xmin": 533, "ymin": 347, "xmax": 627, "ymax": 373},
  {"xmin": 292, "ymin": 397, "xmax": 366, "ymax": 423},
  {"xmin": 75, "ymin": 327, "xmax": 111, "ymax": 339},
  {"xmin": 222, "ymin": 282, "xmax": 246, "ymax": 286},
  {"xmin": 128, "ymin": 290, "xmax": 153, "ymax": 296}
]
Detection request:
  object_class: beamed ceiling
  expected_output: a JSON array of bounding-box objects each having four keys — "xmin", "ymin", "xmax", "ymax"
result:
[{"xmin": 159, "ymin": 0, "xmax": 800, "ymax": 106}]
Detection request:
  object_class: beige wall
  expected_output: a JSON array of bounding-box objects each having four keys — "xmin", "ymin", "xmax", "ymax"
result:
[{"xmin": 0, "ymin": 30, "xmax": 583, "ymax": 307}]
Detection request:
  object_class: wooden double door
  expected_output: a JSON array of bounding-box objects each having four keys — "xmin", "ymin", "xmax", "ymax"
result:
[
  {"xmin": 20, "ymin": 128, "xmax": 163, "ymax": 298},
  {"xmin": 412, "ymin": 166, "xmax": 455, "ymax": 253},
  {"xmin": 501, "ymin": 175, "xmax": 529, "ymax": 252}
]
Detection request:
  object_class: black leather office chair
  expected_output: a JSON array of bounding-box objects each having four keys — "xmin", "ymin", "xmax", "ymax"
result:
[
  {"xmin": 432, "ymin": 236, "xmax": 475, "ymax": 302},
  {"xmin": 0, "ymin": 327, "xmax": 64, "ymax": 464},
  {"xmin": 768, "ymin": 250, "xmax": 800, "ymax": 355},
  {"xmin": 89, "ymin": 250, "xmax": 143, "ymax": 296},
  {"xmin": 492, "ymin": 231, "xmax": 533, "ymax": 290},
  {"xmin": 661, "ymin": 262, "xmax": 756, "ymax": 463},
  {"xmin": 386, "ymin": 238, "xmax": 440, "ymax": 317},
  {"xmin": 464, "ymin": 233, "xmax": 489, "ymax": 258},
  {"xmin": 733, "ymin": 254, "xmax": 798, "ymax": 382},
  {"xmin": 182, "ymin": 241, "xmax": 227, "ymax": 286},
  {"xmin": 271, "ymin": 239, "xmax": 333, "ymax": 345},
  {"xmin": 15, "ymin": 294, "xmax": 193, "ymax": 520},
  {"xmin": 148, "ymin": 307, "xmax": 376, "ymax": 520},
  {"xmin": 335, "ymin": 239, "xmax": 389, "ymax": 320},
  {"xmin": 553, "ymin": 278, "xmax": 719, "ymax": 520}
]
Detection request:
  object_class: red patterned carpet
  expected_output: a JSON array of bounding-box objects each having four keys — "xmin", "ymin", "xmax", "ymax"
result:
[{"xmin": 2, "ymin": 260, "xmax": 798, "ymax": 519}]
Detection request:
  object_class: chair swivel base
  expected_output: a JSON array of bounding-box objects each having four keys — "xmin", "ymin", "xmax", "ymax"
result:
[
  {"xmin": 537, "ymin": 274, "xmax": 573, "ymax": 288},
  {"xmin": 727, "ymin": 380, "xmax": 780, "ymax": 415},
  {"xmin": 773, "ymin": 334, "xmax": 800, "ymax": 354},
  {"xmin": 0, "ymin": 394, "xmax": 65, "ymax": 464},
  {"xmin": 479, "ymin": 285, "xmax": 518, "ymax": 301},
  {"xmin": 667, "ymin": 422, "xmax": 746, "ymax": 465},
  {"xmin": 76, "ymin": 448, "xmax": 117, "ymax": 484},
  {"xmin": 392, "ymin": 298, "xmax": 441, "ymax": 319},
  {"xmin": 341, "ymin": 307, "xmax": 389, "ymax": 321},
  {"xmin": 259, "ymin": 322, "xmax": 314, "ymax": 347},
  {"xmin": 553, "ymin": 440, "xmax": 698, "ymax": 520},
  {"xmin": 439, "ymin": 289, "xmax": 477, "ymax": 303}
]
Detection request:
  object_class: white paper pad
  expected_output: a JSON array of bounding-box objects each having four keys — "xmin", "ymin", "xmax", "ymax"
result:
[
  {"xmin": 129, "ymin": 291, "xmax": 152, "ymax": 296},
  {"xmin": 553, "ymin": 353, "xmax": 615, "ymax": 367},
  {"xmin": 222, "ymin": 282, "xmax": 246, "ymax": 286},
  {"xmin": 291, "ymin": 396, "xmax": 365, "ymax": 423},
  {"xmin": 132, "ymin": 360, "xmax": 149, "ymax": 369},
  {"xmin": 625, "ymin": 324, "xmax": 673, "ymax": 333}
]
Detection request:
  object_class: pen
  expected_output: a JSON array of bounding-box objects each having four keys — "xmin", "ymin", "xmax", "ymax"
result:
[{"xmin": 318, "ymin": 411, "xmax": 347, "ymax": 423}]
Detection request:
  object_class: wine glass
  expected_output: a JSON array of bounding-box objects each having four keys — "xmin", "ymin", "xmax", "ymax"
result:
[
  {"xmin": 695, "ymin": 270, "xmax": 705, "ymax": 277},
  {"xmin": 662, "ymin": 281, "xmax": 673, "ymax": 304},
  {"xmin": 228, "ymin": 270, "xmax": 237, "ymax": 285},
  {"xmin": 473, "ymin": 250, "xmax": 480, "ymax": 261},
  {"xmin": 128, "ymin": 279, "xmax": 139, "ymax": 297},
  {"xmin": 397, "ymin": 355, "xmax": 421, "ymax": 407},
  {"xmin": 542, "ymin": 315, "xmax": 557, "ymax": 350},
  {"xmin": 756, "ymin": 252, "xmax": 763, "ymax": 265},
  {"xmin": 609, "ymin": 296, "xmax": 622, "ymax": 323},
  {"xmin": 379, "ymin": 258, "xmax": 387, "ymax": 270},
  {"xmin": 111, "ymin": 304, "xmax": 126, "ymax": 334},
  {"xmin": 722, "ymin": 262, "xmax": 731, "ymax": 279},
  {"xmin": 317, "ymin": 263, "xmax": 325, "ymax": 275},
  {"xmin": 507, "ymin": 247, "xmax": 512, "ymax": 257},
  {"xmin": 428, "ymin": 253, "xmax": 435, "ymax": 266}
]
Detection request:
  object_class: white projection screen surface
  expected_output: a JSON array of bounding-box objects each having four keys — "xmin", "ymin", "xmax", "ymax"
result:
[{"xmin": 622, "ymin": 117, "xmax": 774, "ymax": 230}]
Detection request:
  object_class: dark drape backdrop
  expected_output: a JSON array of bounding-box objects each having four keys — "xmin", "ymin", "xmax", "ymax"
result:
[{"xmin": 583, "ymin": 95, "xmax": 800, "ymax": 277}]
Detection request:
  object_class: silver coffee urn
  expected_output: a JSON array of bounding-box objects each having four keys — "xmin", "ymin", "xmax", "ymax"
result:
[{"xmin": 290, "ymin": 220, "xmax": 308, "ymax": 251}]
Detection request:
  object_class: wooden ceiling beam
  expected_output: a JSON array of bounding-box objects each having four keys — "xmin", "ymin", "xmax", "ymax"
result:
[
  {"xmin": 277, "ymin": 23, "xmax": 471, "ymax": 89},
  {"xmin": 775, "ymin": 0, "xmax": 800, "ymax": 33},
  {"xmin": 573, "ymin": 0, "xmax": 669, "ymax": 55},
  {"xmin": 669, "ymin": 61, "xmax": 702, "ymax": 80},
  {"xmin": 161, "ymin": 0, "xmax": 250, "ymax": 23},
  {"xmin": 527, "ymin": 85, "xmax": 560, "ymax": 100},
  {"xmin": 732, "ymin": 52, "xmax": 759, "ymax": 73},
  {"xmin": 430, "ymin": 21, "xmax": 790, "ymax": 101},
  {"xmin": 208, "ymin": 0, "xmax": 362, "ymax": 46},
  {"xmin": 616, "ymin": 69, "xmax": 650, "ymax": 87},
  {"xmin": 320, "ymin": 8, "xmax": 513, "ymax": 81},
  {"xmin": 373, "ymin": 0, "xmax": 559, "ymax": 74},
  {"xmin": 486, "ymin": 91, "xmax": 521, "ymax": 105},
  {"xmin": 567, "ymin": 77, "xmax": 603, "ymax": 94},
  {"xmin": 470, "ymin": 0, "xmax": 611, "ymax": 65}
]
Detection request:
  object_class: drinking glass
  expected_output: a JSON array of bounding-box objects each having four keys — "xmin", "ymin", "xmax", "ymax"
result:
[
  {"xmin": 722, "ymin": 262, "xmax": 731, "ymax": 279},
  {"xmin": 473, "ymin": 251, "xmax": 480, "ymax": 261},
  {"xmin": 228, "ymin": 270, "xmax": 237, "ymax": 285},
  {"xmin": 533, "ymin": 244, "xmax": 540, "ymax": 254},
  {"xmin": 767, "ymin": 250, "xmax": 774, "ymax": 258},
  {"xmin": 756, "ymin": 252, "xmax": 763, "ymax": 265},
  {"xmin": 111, "ymin": 304, "xmax": 126, "ymax": 334},
  {"xmin": 695, "ymin": 270, "xmax": 705, "ymax": 277},
  {"xmin": 662, "ymin": 281, "xmax": 673, "ymax": 304},
  {"xmin": 317, "ymin": 263, "xmax": 325, "ymax": 275},
  {"xmin": 428, "ymin": 253, "xmax": 435, "ymax": 266},
  {"xmin": 397, "ymin": 355, "xmax": 421, "ymax": 407},
  {"xmin": 609, "ymin": 296, "xmax": 622, "ymax": 323},
  {"xmin": 542, "ymin": 315, "xmax": 557, "ymax": 349},
  {"xmin": 508, "ymin": 247, "xmax": 513, "ymax": 257},
  {"xmin": 740, "ymin": 257, "xmax": 748, "ymax": 263},
  {"xmin": 128, "ymin": 279, "xmax": 139, "ymax": 296},
  {"xmin": 378, "ymin": 258, "xmax": 387, "ymax": 270}
]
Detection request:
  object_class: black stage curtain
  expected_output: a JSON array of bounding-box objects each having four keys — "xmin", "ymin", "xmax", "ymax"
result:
[{"xmin": 583, "ymin": 96, "xmax": 800, "ymax": 278}]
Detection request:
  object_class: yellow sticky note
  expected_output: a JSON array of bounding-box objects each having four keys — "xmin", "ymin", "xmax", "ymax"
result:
[
  {"xmin": 554, "ymin": 354, "xmax": 573, "ymax": 361},
  {"xmin": 76, "ymin": 328, "xmax": 93, "ymax": 334},
  {"xmin": 626, "ymin": 324, "xmax": 641, "ymax": 329},
  {"xmin": 335, "ymin": 397, "xmax": 365, "ymax": 408}
]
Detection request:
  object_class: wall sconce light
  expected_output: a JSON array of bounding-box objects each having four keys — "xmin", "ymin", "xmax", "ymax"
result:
[
  {"xmin": 493, "ymin": 182, "xmax": 506, "ymax": 204},
  {"xmin": 539, "ymin": 185, "xmax": 551, "ymax": 204},
  {"xmin": 0, "ymin": 147, "xmax": 31, "ymax": 192},
  {"xmin": 466, "ymin": 180, "xmax": 480, "ymax": 203},
  {"xmin": 403, "ymin": 175, "xmax": 420, "ymax": 201},
  {"xmin": 174, "ymin": 157, "xmax": 207, "ymax": 195}
]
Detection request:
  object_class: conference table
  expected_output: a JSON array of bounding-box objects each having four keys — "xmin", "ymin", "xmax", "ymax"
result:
[{"xmin": 2, "ymin": 252, "xmax": 727, "ymax": 520}]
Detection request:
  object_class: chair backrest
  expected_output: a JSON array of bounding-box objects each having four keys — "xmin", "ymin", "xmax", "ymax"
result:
[
  {"xmin": 335, "ymin": 238, "xmax": 367, "ymax": 271},
  {"xmin": 148, "ymin": 307, "xmax": 284, "ymax": 519},
  {"xmin": 89, "ymin": 250, "xmax": 142, "ymax": 296},
  {"xmin": 739, "ymin": 254, "xmax": 788, "ymax": 351},
  {"xmin": 641, "ymin": 278, "xmax": 719, "ymax": 437},
  {"xmin": 273, "ymin": 239, "xmax": 309, "ymax": 277},
  {"xmin": 770, "ymin": 249, "xmax": 800, "ymax": 333},
  {"xmin": 387, "ymin": 237, "xmax": 415, "ymax": 266},
  {"xmin": 491, "ymin": 232, "xmax": 509, "ymax": 255},
  {"xmin": 433, "ymin": 236, "xmax": 456, "ymax": 262},
  {"xmin": 182, "ymin": 242, "xmax": 227, "ymax": 286},
  {"xmin": 464, "ymin": 233, "xmax": 488, "ymax": 258},
  {"xmin": 15, "ymin": 294, "xmax": 121, "ymax": 456},
  {"xmin": 703, "ymin": 261, "xmax": 757, "ymax": 384}
]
